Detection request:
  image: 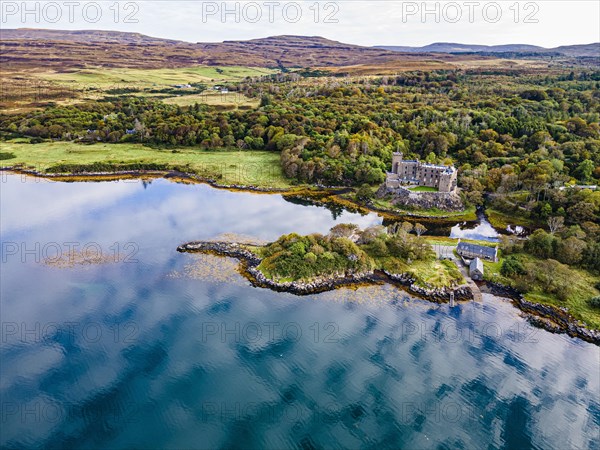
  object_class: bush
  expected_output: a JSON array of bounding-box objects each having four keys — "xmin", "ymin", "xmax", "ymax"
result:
[
  {"xmin": 46, "ymin": 161, "xmax": 170, "ymax": 174},
  {"xmin": 589, "ymin": 296, "xmax": 600, "ymax": 309},
  {"xmin": 365, "ymin": 238, "xmax": 387, "ymax": 257},
  {"xmin": 259, "ymin": 229, "xmax": 373, "ymax": 281},
  {"xmin": 355, "ymin": 184, "xmax": 374, "ymax": 202},
  {"xmin": 0, "ymin": 152, "xmax": 16, "ymax": 160},
  {"xmin": 501, "ymin": 256, "xmax": 527, "ymax": 277}
]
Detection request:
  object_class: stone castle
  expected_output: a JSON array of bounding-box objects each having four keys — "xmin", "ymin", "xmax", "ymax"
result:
[{"xmin": 385, "ymin": 152, "xmax": 457, "ymax": 193}]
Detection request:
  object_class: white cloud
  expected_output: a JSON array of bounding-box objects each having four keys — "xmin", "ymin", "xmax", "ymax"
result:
[{"xmin": 2, "ymin": 1, "xmax": 598, "ymax": 47}]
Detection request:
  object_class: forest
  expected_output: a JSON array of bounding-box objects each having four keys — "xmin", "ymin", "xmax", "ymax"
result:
[{"xmin": 1, "ymin": 68, "xmax": 599, "ymax": 225}]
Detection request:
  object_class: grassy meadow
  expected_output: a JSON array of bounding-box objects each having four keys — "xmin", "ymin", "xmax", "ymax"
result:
[
  {"xmin": 408, "ymin": 186, "xmax": 439, "ymax": 192},
  {"xmin": 371, "ymin": 197, "xmax": 478, "ymax": 220},
  {"xmin": 0, "ymin": 140, "xmax": 292, "ymax": 189},
  {"xmin": 37, "ymin": 66, "xmax": 278, "ymax": 88},
  {"xmin": 381, "ymin": 257, "xmax": 465, "ymax": 288},
  {"xmin": 0, "ymin": 66, "xmax": 277, "ymax": 113}
]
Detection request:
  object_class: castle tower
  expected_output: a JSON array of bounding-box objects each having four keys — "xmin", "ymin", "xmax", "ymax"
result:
[{"xmin": 392, "ymin": 152, "xmax": 403, "ymax": 174}]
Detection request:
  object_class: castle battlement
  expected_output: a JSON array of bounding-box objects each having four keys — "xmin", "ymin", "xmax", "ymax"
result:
[{"xmin": 386, "ymin": 152, "xmax": 457, "ymax": 193}]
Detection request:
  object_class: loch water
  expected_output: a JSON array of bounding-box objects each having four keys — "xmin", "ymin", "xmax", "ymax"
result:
[{"xmin": 1, "ymin": 174, "xmax": 598, "ymax": 449}]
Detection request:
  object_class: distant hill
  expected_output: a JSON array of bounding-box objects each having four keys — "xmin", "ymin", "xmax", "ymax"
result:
[
  {"xmin": 0, "ymin": 28, "xmax": 183, "ymax": 45},
  {"xmin": 376, "ymin": 42, "xmax": 600, "ymax": 58},
  {"xmin": 551, "ymin": 43, "xmax": 600, "ymax": 58},
  {"xmin": 0, "ymin": 29, "xmax": 408, "ymax": 69},
  {"xmin": 1, "ymin": 29, "xmax": 597, "ymax": 70}
]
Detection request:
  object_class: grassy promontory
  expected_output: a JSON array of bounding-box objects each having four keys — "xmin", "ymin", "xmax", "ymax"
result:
[
  {"xmin": 179, "ymin": 224, "xmax": 467, "ymax": 299},
  {"xmin": 251, "ymin": 224, "xmax": 464, "ymax": 289},
  {"xmin": 177, "ymin": 226, "xmax": 600, "ymax": 342},
  {"xmin": 0, "ymin": 140, "xmax": 292, "ymax": 189}
]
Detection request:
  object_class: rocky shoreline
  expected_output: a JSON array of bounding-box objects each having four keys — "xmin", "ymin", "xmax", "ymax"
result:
[
  {"xmin": 485, "ymin": 283, "xmax": 600, "ymax": 345},
  {"xmin": 177, "ymin": 241, "xmax": 599, "ymax": 346},
  {"xmin": 177, "ymin": 241, "xmax": 474, "ymax": 301}
]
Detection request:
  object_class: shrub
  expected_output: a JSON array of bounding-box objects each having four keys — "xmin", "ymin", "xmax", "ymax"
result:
[
  {"xmin": 588, "ymin": 296, "xmax": 600, "ymax": 309},
  {"xmin": 304, "ymin": 252, "xmax": 317, "ymax": 264},
  {"xmin": 355, "ymin": 184, "xmax": 374, "ymax": 202},
  {"xmin": 501, "ymin": 256, "xmax": 527, "ymax": 277},
  {"xmin": 366, "ymin": 238, "xmax": 387, "ymax": 257},
  {"xmin": 0, "ymin": 152, "xmax": 16, "ymax": 160}
]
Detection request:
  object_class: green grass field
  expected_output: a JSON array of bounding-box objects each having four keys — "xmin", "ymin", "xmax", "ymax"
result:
[
  {"xmin": 424, "ymin": 236, "xmax": 498, "ymax": 247},
  {"xmin": 407, "ymin": 258, "xmax": 464, "ymax": 288},
  {"xmin": 0, "ymin": 141, "xmax": 292, "ymax": 189},
  {"xmin": 1, "ymin": 66, "xmax": 277, "ymax": 113},
  {"xmin": 38, "ymin": 66, "xmax": 278, "ymax": 89},
  {"xmin": 408, "ymin": 186, "xmax": 439, "ymax": 192},
  {"xmin": 374, "ymin": 254, "xmax": 464, "ymax": 288}
]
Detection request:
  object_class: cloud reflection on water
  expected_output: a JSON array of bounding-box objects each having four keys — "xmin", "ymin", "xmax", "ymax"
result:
[{"xmin": 1, "ymin": 175, "xmax": 598, "ymax": 449}]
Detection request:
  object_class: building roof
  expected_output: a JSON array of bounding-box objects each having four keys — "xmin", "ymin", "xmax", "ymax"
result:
[
  {"xmin": 469, "ymin": 257, "xmax": 484, "ymax": 273},
  {"xmin": 458, "ymin": 242, "xmax": 497, "ymax": 258}
]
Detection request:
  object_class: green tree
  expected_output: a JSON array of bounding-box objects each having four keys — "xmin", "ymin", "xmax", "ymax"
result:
[
  {"xmin": 525, "ymin": 229, "xmax": 556, "ymax": 259},
  {"xmin": 556, "ymin": 236, "xmax": 587, "ymax": 265},
  {"xmin": 355, "ymin": 184, "xmax": 374, "ymax": 202},
  {"xmin": 414, "ymin": 223, "xmax": 427, "ymax": 237},
  {"xmin": 575, "ymin": 159, "xmax": 594, "ymax": 182},
  {"xmin": 501, "ymin": 256, "xmax": 527, "ymax": 277}
]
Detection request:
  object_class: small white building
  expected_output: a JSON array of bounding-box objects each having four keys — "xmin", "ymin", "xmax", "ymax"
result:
[
  {"xmin": 457, "ymin": 241, "xmax": 498, "ymax": 262},
  {"xmin": 469, "ymin": 257, "xmax": 484, "ymax": 280}
]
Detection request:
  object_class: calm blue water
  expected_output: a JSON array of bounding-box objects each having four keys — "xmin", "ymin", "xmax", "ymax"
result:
[
  {"xmin": 1, "ymin": 174, "xmax": 599, "ymax": 450},
  {"xmin": 450, "ymin": 218, "xmax": 499, "ymax": 242}
]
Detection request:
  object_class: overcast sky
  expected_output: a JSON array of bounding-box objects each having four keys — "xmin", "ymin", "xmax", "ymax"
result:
[{"xmin": 2, "ymin": 1, "xmax": 599, "ymax": 47}]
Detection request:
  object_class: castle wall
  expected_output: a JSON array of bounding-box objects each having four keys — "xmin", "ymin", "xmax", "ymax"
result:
[
  {"xmin": 391, "ymin": 153, "xmax": 404, "ymax": 175},
  {"xmin": 415, "ymin": 165, "xmax": 446, "ymax": 188},
  {"xmin": 438, "ymin": 172, "xmax": 457, "ymax": 193}
]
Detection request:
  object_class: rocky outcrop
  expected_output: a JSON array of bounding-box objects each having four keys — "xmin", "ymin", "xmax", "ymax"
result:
[
  {"xmin": 376, "ymin": 184, "xmax": 464, "ymax": 212},
  {"xmin": 384, "ymin": 271, "xmax": 473, "ymax": 302},
  {"xmin": 177, "ymin": 241, "xmax": 473, "ymax": 301},
  {"xmin": 487, "ymin": 282, "xmax": 600, "ymax": 345},
  {"xmin": 178, "ymin": 242, "xmax": 599, "ymax": 345}
]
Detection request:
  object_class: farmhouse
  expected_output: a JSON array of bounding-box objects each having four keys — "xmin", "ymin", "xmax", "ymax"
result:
[
  {"xmin": 386, "ymin": 152, "xmax": 457, "ymax": 193},
  {"xmin": 469, "ymin": 257, "xmax": 484, "ymax": 280},
  {"xmin": 457, "ymin": 241, "xmax": 498, "ymax": 262}
]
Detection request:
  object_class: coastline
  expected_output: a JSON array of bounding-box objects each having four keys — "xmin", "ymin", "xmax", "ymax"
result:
[
  {"xmin": 178, "ymin": 241, "xmax": 600, "ymax": 346},
  {"xmin": 177, "ymin": 241, "xmax": 474, "ymax": 301},
  {"xmin": 0, "ymin": 167, "xmax": 478, "ymax": 223},
  {"xmin": 483, "ymin": 283, "xmax": 600, "ymax": 345},
  {"xmin": 5, "ymin": 167, "xmax": 597, "ymax": 343}
]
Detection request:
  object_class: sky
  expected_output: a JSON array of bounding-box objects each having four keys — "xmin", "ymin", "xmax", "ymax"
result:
[{"xmin": 1, "ymin": 1, "xmax": 599, "ymax": 47}]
